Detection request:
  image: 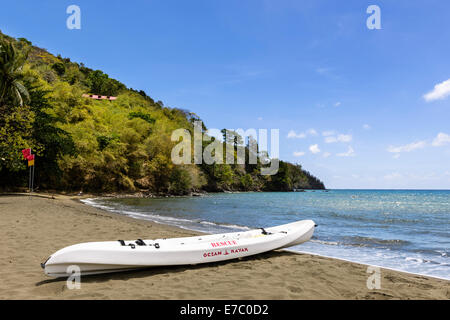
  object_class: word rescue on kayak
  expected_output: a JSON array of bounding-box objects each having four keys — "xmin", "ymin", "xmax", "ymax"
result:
[
  {"xmin": 171, "ymin": 121, "xmax": 279, "ymax": 175},
  {"xmin": 180, "ymin": 304, "xmax": 269, "ymax": 317},
  {"xmin": 210, "ymin": 240, "xmax": 238, "ymax": 248}
]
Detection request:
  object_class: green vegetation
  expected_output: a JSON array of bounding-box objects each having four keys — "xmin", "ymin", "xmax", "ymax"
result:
[{"xmin": 0, "ymin": 32, "xmax": 325, "ymax": 194}]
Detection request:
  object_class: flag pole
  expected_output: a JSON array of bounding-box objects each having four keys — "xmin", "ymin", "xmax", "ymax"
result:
[
  {"xmin": 31, "ymin": 159, "xmax": 35, "ymax": 193},
  {"xmin": 29, "ymin": 148, "xmax": 32, "ymax": 193}
]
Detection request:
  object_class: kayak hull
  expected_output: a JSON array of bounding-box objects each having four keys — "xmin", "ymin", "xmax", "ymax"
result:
[{"xmin": 43, "ymin": 220, "xmax": 315, "ymax": 277}]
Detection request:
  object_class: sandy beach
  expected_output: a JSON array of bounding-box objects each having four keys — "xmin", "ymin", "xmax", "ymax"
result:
[{"xmin": 0, "ymin": 194, "xmax": 448, "ymax": 300}]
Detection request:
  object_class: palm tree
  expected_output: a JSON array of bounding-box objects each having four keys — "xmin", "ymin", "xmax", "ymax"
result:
[{"xmin": 0, "ymin": 39, "xmax": 29, "ymax": 108}]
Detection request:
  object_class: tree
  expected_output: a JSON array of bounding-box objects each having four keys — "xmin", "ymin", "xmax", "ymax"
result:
[
  {"xmin": 28, "ymin": 87, "xmax": 76, "ymax": 188},
  {"xmin": 266, "ymin": 161, "xmax": 292, "ymax": 191},
  {"xmin": 0, "ymin": 39, "xmax": 30, "ymax": 108},
  {"xmin": 51, "ymin": 62, "xmax": 66, "ymax": 76},
  {"xmin": 169, "ymin": 166, "xmax": 192, "ymax": 195},
  {"xmin": 84, "ymin": 70, "xmax": 126, "ymax": 96},
  {"xmin": 213, "ymin": 164, "xmax": 234, "ymax": 190},
  {"xmin": 0, "ymin": 103, "xmax": 34, "ymax": 174},
  {"xmin": 240, "ymin": 173, "xmax": 254, "ymax": 190},
  {"xmin": 0, "ymin": 39, "xmax": 33, "ymax": 179},
  {"xmin": 221, "ymin": 129, "xmax": 243, "ymax": 147}
]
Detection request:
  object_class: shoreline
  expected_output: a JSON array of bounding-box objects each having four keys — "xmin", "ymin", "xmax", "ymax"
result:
[
  {"xmin": 283, "ymin": 249, "xmax": 450, "ymax": 283},
  {"xmin": 0, "ymin": 193, "xmax": 449, "ymax": 300},
  {"xmin": 82, "ymin": 194, "xmax": 450, "ymax": 282}
]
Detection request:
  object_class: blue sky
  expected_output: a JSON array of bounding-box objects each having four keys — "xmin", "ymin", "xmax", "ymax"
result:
[{"xmin": 1, "ymin": 0, "xmax": 450, "ymax": 189}]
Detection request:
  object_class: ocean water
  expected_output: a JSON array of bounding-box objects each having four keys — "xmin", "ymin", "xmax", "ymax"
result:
[{"xmin": 82, "ymin": 190, "xmax": 450, "ymax": 280}]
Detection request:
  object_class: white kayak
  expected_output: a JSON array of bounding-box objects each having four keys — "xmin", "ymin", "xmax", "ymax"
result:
[{"xmin": 42, "ymin": 220, "xmax": 315, "ymax": 278}]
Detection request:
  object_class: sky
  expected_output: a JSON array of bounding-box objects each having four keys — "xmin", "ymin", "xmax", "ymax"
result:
[{"xmin": 1, "ymin": 0, "xmax": 449, "ymax": 189}]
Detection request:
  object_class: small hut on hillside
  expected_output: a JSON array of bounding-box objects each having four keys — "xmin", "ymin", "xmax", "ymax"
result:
[{"xmin": 82, "ymin": 94, "xmax": 117, "ymax": 101}]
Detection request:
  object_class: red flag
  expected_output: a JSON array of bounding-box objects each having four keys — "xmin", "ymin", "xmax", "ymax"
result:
[{"xmin": 22, "ymin": 148, "xmax": 31, "ymax": 159}]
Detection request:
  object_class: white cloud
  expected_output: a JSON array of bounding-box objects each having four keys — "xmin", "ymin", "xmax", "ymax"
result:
[
  {"xmin": 309, "ymin": 144, "xmax": 321, "ymax": 154},
  {"xmin": 393, "ymin": 154, "xmax": 401, "ymax": 159},
  {"xmin": 293, "ymin": 151, "xmax": 305, "ymax": 157},
  {"xmin": 257, "ymin": 117, "xmax": 263, "ymax": 121},
  {"xmin": 287, "ymin": 128, "xmax": 317, "ymax": 139},
  {"xmin": 325, "ymin": 134, "xmax": 352, "ymax": 143},
  {"xmin": 363, "ymin": 124, "xmax": 371, "ymax": 130},
  {"xmin": 337, "ymin": 146, "xmax": 355, "ymax": 157},
  {"xmin": 334, "ymin": 102, "xmax": 341, "ymax": 107},
  {"xmin": 338, "ymin": 134, "xmax": 352, "ymax": 142},
  {"xmin": 424, "ymin": 79, "xmax": 450, "ymax": 102},
  {"xmin": 287, "ymin": 130, "xmax": 306, "ymax": 139},
  {"xmin": 322, "ymin": 130, "xmax": 335, "ymax": 137},
  {"xmin": 323, "ymin": 152, "xmax": 331, "ymax": 158},
  {"xmin": 432, "ymin": 132, "xmax": 450, "ymax": 147},
  {"xmin": 387, "ymin": 141, "xmax": 426, "ymax": 153}
]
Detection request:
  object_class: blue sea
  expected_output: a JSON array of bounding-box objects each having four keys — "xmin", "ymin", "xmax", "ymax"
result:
[{"xmin": 82, "ymin": 190, "xmax": 450, "ymax": 280}]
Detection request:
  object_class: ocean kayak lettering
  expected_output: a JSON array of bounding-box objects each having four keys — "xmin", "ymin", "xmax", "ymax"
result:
[
  {"xmin": 229, "ymin": 248, "xmax": 248, "ymax": 254},
  {"xmin": 203, "ymin": 251, "xmax": 222, "ymax": 257},
  {"xmin": 210, "ymin": 240, "xmax": 237, "ymax": 248},
  {"xmin": 203, "ymin": 247, "xmax": 249, "ymax": 258}
]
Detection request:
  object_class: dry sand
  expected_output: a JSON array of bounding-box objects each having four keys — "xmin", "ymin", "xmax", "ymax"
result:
[{"xmin": 0, "ymin": 194, "xmax": 448, "ymax": 300}]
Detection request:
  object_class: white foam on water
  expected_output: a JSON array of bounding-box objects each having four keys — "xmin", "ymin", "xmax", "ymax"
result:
[
  {"xmin": 285, "ymin": 243, "xmax": 450, "ymax": 281},
  {"xmin": 284, "ymin": 248, "xmax": 450, "ymax": 281},
  {"xmin": 83, "ymin": 198, "xmax": 251, "ymax": 234},
  {"xmin": 81, "ymin": 198, "xmax": 116, "ymax": 211},
  {"xmin": 310, "ymin": 239, "xmax": 339, "ymax": 246}
]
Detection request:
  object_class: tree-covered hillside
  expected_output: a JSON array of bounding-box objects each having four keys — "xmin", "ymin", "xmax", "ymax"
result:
[{"xmin": 0, "ymin": 32, "xmax": 325, "ymax": 194}]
